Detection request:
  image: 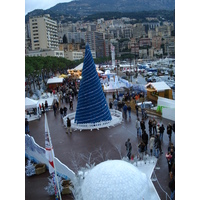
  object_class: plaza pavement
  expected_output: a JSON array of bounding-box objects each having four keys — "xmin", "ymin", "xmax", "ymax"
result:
[{"xmin": 25, "ymin": 93, "xmax": 175, "ymax": 200}]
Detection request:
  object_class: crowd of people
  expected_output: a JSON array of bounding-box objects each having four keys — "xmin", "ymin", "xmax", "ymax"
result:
[
  {"xmin": 124, "ymin": 115, "xmax": 175, "ymax": 199},
  {"xmin": 26, "ymin": 77, "xmax": 175, "ymax": 199}
]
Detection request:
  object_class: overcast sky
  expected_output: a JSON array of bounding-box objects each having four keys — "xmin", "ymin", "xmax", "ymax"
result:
[{"xmin": 25, "ymin": 0, "xmax": 72, "ymax": 15}]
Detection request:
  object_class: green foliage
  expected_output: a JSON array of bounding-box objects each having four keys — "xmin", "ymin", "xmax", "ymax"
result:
[
  {"xmin": 93, "ymin": 56, "xmax": 111, "ymax": 64},
  {"xmin": 26, "ymin": 9, "xmax": 174, "ymax": 24},
  {"xmin": 84, "ymin": 10, "xmax": 174, "ymax": 23},
  {"xmin": 25, "ymin": 56, "xmax": 77, "ymax": 77}
]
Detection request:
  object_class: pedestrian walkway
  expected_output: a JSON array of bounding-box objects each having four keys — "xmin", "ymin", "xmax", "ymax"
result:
[{"xmin": 25, "ymin": 93, "xmax": 175, "ymax": 200}]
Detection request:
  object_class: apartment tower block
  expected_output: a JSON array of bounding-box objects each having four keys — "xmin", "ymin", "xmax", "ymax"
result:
[{"xmin": 29, "ymin": 14, "xmax": 58, "ymax": 50}]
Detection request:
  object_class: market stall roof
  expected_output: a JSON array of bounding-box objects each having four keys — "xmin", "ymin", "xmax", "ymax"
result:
[
  {"xmin": 25, "ymin": 97, "xmax": 39, "ymax": 110},
  {"xmin": 145, "ymin": 81, "xmax": 171, "ymax": 92},
  {"xmin": 47, "ymin": 77, "xmax": 63, "ymax": 84},
  {"xmin": 97, "ymin": 70, "xmax": 104, "ymax": 74},
  {"xmin": 59, "ymin": 74, "xmax": 69, "ymax": 78},
  {"xmin": 74, "ymin": 63, "xmax": 83, "ymax": 70},
  {"xmin": 74, "ymin": 63, "xmax": 99, "ymax": 71}
]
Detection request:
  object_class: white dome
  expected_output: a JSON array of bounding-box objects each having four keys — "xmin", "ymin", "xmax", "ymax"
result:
[{"xmin": 81, "ymin": 160, "xmax": 151, "ymax": 200}]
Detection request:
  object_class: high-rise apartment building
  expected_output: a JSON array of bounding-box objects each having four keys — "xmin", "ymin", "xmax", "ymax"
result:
[
  {"xmin": 86, "ymin": 31, "xmax": 109, "ymax": 58},
  {"xmin": 29, "ymin": 14, "xmax": 58, "ymax": 50},
  {"xmin": 85, "ymin": 31, "xmax": 95, "ymax": 51},
  {"xmin": 95, "ymin": 32, "xmax": 104, "ymax": 58}
]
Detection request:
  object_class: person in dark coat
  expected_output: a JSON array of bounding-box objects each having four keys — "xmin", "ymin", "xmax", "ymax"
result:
[
  {"xmin": 135, "ymin": 104, "xmax": 139, "ymax": 117},
  {"xmin": 152, "ymin": 118, "xmax": 157, "ymax": 135},
  {"xmin": 125, "ymin": 138, "xmax": 132, "ymax": 160},
  {"xmin": 66, "ymin": 117, "xmax": 72, "ymax": 134},
  {"xmin": 138, "ymin": 141, "xmax": 145, "ymax": 160},
  {"xmin": 159, "ymin": 124, "xmax": 165, "ymax": 142},
  {"xmin": 148, "ymin": 119, "xmax": 153, "ymax": 136},
  {"xmin": 168, "ymin": 172, "xmax": 175, "ymax": 200},
  {"xmin": 166, "ymin": 151, "xmax": 173, "ymax": 173},
  {"xmin": 41, "ymin": 103, "xmax": 45, "ymax": 115},
  {"xmin": 25, "ymin": 118, "xmax": 29, "ymax": 134},
  {"xmin": 123, "ymin": 104, "xmax": 127, "ymax": 120},
  {"xmin": 140, "ymin": 119, "xmax": 146, "ymax": 134},
  {"xmin": 63, "ymin": 106, "xmax": 67, "ymax": 116},
  {"xmin": 142, "ymin": 130, "xmax": 148, "ymax": 153},
  {"xmin": 167, "ymin": 123, "xmax": 173, "ymax": 142},
  {"xmin": 109, "ymin": 101, "xmax": 113, "ymax": 109},
  {"xmin": 45, "ymin": 100, "xmax": 49, "ymax": 111},
  {"xmin": 172, "ymin": 123, "xmax": 175, "ymax": 133}
]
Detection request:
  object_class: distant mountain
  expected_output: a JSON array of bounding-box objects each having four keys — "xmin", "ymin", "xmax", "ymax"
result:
[{"xmin": 25, "ymin": 0, "xmax": 175, "ymax": 22}]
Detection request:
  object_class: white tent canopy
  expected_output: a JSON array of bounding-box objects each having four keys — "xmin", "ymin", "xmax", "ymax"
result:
[
  {"xmin": 47, "ymin": 77, "xmax": 63, "ymax": 84},
  {"xmin": 25, "ymin": 97, "xmax": 39, "ymax": 110},
  {"xmin": 74, "ymin": 63, "xmax": 83, "ymax": 70},
  {"xmin": 25, "ymin": 97, "xmax": 40, "ymax": 120}
]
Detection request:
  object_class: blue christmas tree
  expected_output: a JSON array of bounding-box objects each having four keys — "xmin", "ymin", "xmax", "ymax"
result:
[{"xmin": 75, "ymin": 44, "xmax": 112, "ymax": 124}]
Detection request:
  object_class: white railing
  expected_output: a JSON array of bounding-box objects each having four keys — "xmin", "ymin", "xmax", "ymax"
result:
[{"xmin": 63, "ymin": 109, "xmax": 122, "ymax": 131}]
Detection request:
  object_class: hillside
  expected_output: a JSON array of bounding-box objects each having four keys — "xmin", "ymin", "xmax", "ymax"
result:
[{"xmin": 25, "ymin": 0, "xmax": 175, "ymax": 23}]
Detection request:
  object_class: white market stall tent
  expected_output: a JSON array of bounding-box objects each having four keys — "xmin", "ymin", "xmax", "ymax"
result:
[
  {"xmin": 25, "ymin": 97, "xmax": 40, "ymax": 121},
  {"xmin": 47, "ymin": 77, "xmax": 63, "ymax": 85}
]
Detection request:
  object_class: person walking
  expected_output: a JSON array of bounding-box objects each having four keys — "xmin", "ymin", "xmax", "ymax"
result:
[
  {"xmin": 109, "ymin": 101, "xmax": 113, "ymax": 109},
  {"xmin": 167, "ymin": 123, "xmax": 173, "ymax": 142},
  {"xmin": 148, "ymin": 118, "xmax": 153, "ymax": 137},
  {"xmin": 63, "ymin": 106, "xmax": 67, "ymax": 117},
  {"xmin": 159, "ymin": 124, "xmax": 165, "ymax": 142},
  {"xmin": 166, "ymin": 151, "xmax": 173, "ymax": 173},
  {"xmin": 113, "ymin": 99, "xmax": 118, "ymax": 110},
  {"xmin": 123, "ymin": 104, "xmax": 127, "ymax": 120},
  {"xmin": 136, "ymin": 118, "xmax": 141, "ymax": 137},
  {"xmin": 154, "ymin": 134, "xmax": 162, "ymax": 158},
  {"xmin": 140, "ymin": 119, "xmax": 146, "ymax": 134},
  {"xmin": 135, "ymin": 104, "xmax": 139, "ymax": 117},
  {"xmin": 25, "ymin": 118, "xmax": 29, "ymax": 134},
  {"xmin": 138, "ymin": 141, "xmax": 145, "ymax": 160},
  {"xmin": 149, "ymin": 135, "xmax": 155, "ymax": 156},
  {"xmin": 41, "ymin": 103, "xmax": 45, "ymax": 115},
  {"xmin": 168, "ymin": 172, "xmax": 175, "ymax": 200},
  {"xmin": 127, "ymin": 105, "xmax": 131, "ymax": 119},
  {"xmin": 142, "ymin": 130, "xmax": 148, "ymax": 153},
  {"xmin": 125, "ymin": 138, "xmax": 132, "ymax": 160},
  {"xmin": 152, "ymin": 118, "xmax": 157, "ymax": 135},
  {"xmin": 66, "ymin": 117, "xmax": 72, "ymax": 134}
]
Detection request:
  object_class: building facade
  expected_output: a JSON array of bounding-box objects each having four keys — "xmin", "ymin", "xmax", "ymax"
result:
[
  {"xmin": 25, "ymin": 49, "xmax": 64, "ymax": 57},
  {"xmin": 152, "ymin": 36, "xmax": 162, "ymax": 49},
  {"xmin": 65, "ymin": 51, "xmax": 83, "ymax": 61},
  {"xmin": 29, "ymin": 14, "xmax": 59, "ymax": 50}
]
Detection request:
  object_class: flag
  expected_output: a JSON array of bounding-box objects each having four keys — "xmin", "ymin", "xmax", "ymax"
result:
[
  {"xmin": 45, "ymin": 114, "xmax": 61, "ymax": 199},
  {"xmin": 45, "ymin": 114, "xmax": 55, "ymax": 174}
]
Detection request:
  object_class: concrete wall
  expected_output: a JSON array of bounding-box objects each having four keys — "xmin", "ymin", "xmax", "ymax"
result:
[
  {"xmin": 25, "ymin": 134, "xmax": 75, "ymax": 180},
  {"xmin": 157, "ymin": 96, "xmax": 175, "ymax": 121}
]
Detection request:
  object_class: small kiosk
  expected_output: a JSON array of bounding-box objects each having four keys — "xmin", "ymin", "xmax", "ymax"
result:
[
  {"xmin": 145, "ymin": 81, "xmax": 173, "ymax": 103},
  {"xmin": 47, "ymin": 77, "xmax": 64, "ymax": 90}
]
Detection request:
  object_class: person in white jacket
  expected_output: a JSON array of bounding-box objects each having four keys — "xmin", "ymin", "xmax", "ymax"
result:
[{"xmin": 149, "ymin": 135, "xmax": 155, "ymax": 156}]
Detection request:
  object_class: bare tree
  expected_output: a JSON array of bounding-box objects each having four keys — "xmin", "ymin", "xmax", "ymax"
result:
[
  {"xmin": 113, "ymin": 143, "xmax": 123, "ymax": 159},
  {"xmin": 94, "ymin": 145, "xmax": 111, "ymax": 162},
  {"xmin": 68, "ymin": 150, "xmax": 82, "ymax": 173}
]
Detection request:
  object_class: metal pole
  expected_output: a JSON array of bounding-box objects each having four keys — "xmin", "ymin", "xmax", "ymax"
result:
[{"xmin": 45, "ymin": 114, "xmax": 62, "ymax": 200}]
